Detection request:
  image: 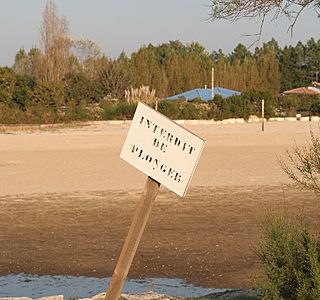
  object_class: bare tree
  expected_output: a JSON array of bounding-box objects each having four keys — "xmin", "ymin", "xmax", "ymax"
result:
[
  {"xmin": 71, "ymin": 38, "xmax": 102, "ymax": 78},
  {"xmin": 72, "ymin": 38, "xmax": 102, "ymax": 65},
  {"xmin": 99, "ymin": 59, "xmax": 132, "ymax": 100},
  {"xmin": 209, "ymin": 0, "xmax": 320, "ymax": 40},
  {"xmin": 37, "ymin": 0, "xmax": 71, "ymax": 82},
  {"xmin": 280, "ymin": 131, "xmax": 320, "ymax": 195}
]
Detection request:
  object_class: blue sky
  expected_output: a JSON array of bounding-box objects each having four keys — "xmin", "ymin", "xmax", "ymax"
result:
[{"xmin": 0, "ymin": 0, "xmax": 319, "ymax": 66}]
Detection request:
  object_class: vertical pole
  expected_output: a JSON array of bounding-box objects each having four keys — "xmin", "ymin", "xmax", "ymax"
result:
[
  {"xmin": 105, "ymin": 177, "xmax": 160, "ymax": 300},
  {"xmin": 155, "ymin": 99, "xmax": 158, "ymax": 112},
  {"xmin": 261, "ymin": 99, "xmax": 265, "ymax": 132},
  {"xmin": 211, "ymin": 67, "xmax": 214, "ymax": 99}
]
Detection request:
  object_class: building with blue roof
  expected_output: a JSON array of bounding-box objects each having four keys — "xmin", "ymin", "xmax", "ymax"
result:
[{"xmin": 167, "ymin": 87, "xmax": 241, "ymax": 102}]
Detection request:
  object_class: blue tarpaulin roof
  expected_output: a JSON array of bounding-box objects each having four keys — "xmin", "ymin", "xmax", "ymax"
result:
[{"xmin": 167, "ymin": 87, "xmax": 241, "ymax": 102}]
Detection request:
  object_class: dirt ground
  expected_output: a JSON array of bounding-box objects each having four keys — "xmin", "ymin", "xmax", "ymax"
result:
[{"xmin": 1, "ymin": 121, "xmax": 320, "ymax": 289}]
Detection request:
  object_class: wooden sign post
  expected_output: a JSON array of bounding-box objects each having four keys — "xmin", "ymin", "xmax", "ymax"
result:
[
  {"xmin": 105, "ymin": 177, "xmax": 160, "ymax": 300},
  {"xmin": 105, "ymin": 102, "xmax": 205, "ymax": 300}
]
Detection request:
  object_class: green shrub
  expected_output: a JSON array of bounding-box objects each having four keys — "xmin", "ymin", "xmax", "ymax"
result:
[
  {"xmin": 0, "ymin": 103, "xmax": 27, "ymax": 124},
  {"xmin": 310, "ymin": 100, "xmax": 320, "ymax": 115},
  {"xmin": 64, "ymin": 72, "xmax": 103, "ymax": 105},
  {"xmin": 276, "ymin": 95, "xmax": 319, "ymax": 117},
  {"xmin": 63, "ymin": 100, "xmax": 93, "ymax": 121},
  {"xmin": 158, "ymin": 99, "xmax": 208, "ymax": 120},
  {"xmin": 259, "ymin": 213, "xmax": 320, "ymax": 300},
  {"xmin": 0, "ymin": 67, "xmax": 16, "ymax": 106},
  {"xmin": 12, "ymin": 74, "xmax": 35, "ymax": 110},
  {"xmin": 211, "ymin": 94, "xmax": 253, "ymax": 120},
  {"xmin": 158, "ymin": 100, "xmax": 181, "ymax": 119},
  {"xmin": 242, "ymin": 90, "xmax": 276, "ymax": 118},
  {"xmin": 180, "ymin": 101, "xmax": 208, "ymax": 119},
  {"xmin": 258, "ymin": 132, "xmax": 320, "ymax": 299},
  {"xmin": 102, "ymin": 101, "xmax": 137, "ymax": 120}
]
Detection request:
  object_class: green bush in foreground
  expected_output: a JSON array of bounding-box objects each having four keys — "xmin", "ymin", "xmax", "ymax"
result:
[
  {"xmin": 259, "ymin": 214, "xmax": 320, "ymax": 300},
  {"xmin": 258, "ymin": 132, "xmax": 320, "ymax": 299},
  {"xmin": 281, "ymin": 132, "xmax": 320, "ymax": 195}
]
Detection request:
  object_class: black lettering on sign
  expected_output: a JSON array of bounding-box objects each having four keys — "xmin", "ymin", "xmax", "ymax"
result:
[
  {"xmin": 139, "ymin": 115, "xmax": 197, "ymax": 156},
  {"xmin": 160, "ymin": 164, "xmax": 167, "ymax": 173},
  {"xmin": 152, "ymin": 158, "xmax": 159, "ymax": 170},
  {"xmin": 174, "ymin": 137, "xmax": 181, "ymax": 147},
  {"xmin": 174, "ymin": 173, "xmax": 181, "ymax": 183},
  {"xmin": 130, "ymin": 144, "xmax": 182, "ymax": 184},
  {"xmin": 188, "ymin": 145, "xmax": 196, "ymax": 155},
  {"xmin": 160, "ymin": 128, "xmax": 167, "ymax": 139},
  {"xmin": 153, "ymin": 138, "xmax": 167, "ymax": 153}
]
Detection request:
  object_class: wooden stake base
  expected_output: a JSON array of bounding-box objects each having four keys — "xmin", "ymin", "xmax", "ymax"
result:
[{"xmin": 105, "ymin": 177, "xmax": 160, "ymax": 300}]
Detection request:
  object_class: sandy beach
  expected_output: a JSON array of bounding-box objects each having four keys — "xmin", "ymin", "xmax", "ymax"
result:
[{"xmin": 1, "ymin": 121, "xmax": 320, "ymax": 288}]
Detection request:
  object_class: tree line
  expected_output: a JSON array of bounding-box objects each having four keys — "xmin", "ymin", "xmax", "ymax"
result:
[{"xmin": 0, "ymin": 1, "xmax": 319, "ymax": 123}]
